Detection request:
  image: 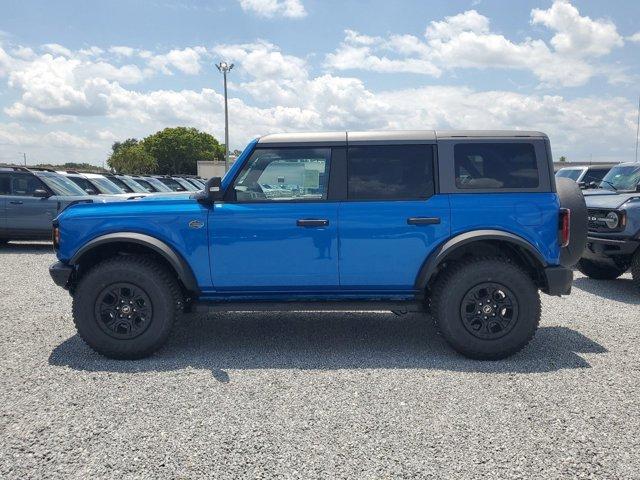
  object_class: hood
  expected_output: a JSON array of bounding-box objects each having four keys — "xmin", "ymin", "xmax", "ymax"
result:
[{"xmin": 584, "ymin": 190, "xmax": 640, "ymax": 209}]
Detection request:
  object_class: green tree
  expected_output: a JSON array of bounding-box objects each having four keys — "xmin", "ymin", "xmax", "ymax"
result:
[
  {"xmin": 111, "ymin": 138, "xmax": 138, "ymax": 156},
  {"xmin": 559, "ymin": 155, "xmax": 567, "ymax": 162},
  {"xmin": 142, "ymin": 127, "xmax": 224, "ymax": 175},
  {"xmin": 107, "ymin": 144, "xmax": 157, "ymax": 174}
]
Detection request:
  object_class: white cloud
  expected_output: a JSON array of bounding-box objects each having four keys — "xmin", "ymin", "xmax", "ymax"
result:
[
  {"xmin": 146, "ymin": 46, "xmax": 207, "ymax": 75},
  {"xmin": 531, "ymin": 0, "xmax": 623, "ymax": 57},
  {"xmin": 326, "ymin": 1, "xmax": 626, "ymax": 87},
  {"xmin": 627, "ymin": 32, "xmax": 640, "ymax": 43},
  {"xmin": 41, "ymin": 43, "xmax": 72, "ymax": 57},
  {"xmin": 109, "ymin": 46, "xmax": 136, "ymax": 57},
  {"xmin": 238, "ymin": 0, "xmax": 306, "ymax": 18}
]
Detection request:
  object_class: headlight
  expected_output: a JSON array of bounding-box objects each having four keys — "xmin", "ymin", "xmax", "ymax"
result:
[{"xmin": 605, "ymin": 212, "xmax": 619, "ymax": 229}]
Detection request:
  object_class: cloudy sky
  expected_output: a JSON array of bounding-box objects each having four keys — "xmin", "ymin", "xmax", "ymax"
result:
[{"xmin": 0, "ymin": 0, "xmax": 639, "ymax": 166}]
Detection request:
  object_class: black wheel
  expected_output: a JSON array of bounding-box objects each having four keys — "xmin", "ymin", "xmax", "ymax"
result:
[
  {"xmin": 576, "ymin": 259, "xmax": 627, "ymax": 280},
  {"xmin": 631, "ymin": 250, "xmax": 640, "ymax": 290},
  {"xmin": 432, "ymin": 257, "xmax": 540, "ymax": 360},
  {"xmin": 72, "ymin": 256, "xmax": 183, "ymax": 359}
]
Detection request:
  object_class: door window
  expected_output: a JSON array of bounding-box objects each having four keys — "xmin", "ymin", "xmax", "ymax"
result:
[
  {"xmin": 10, "ymin": 174, "xmax": 46, "ymax": 196},
  {"xmin": 232, "ymin": 148, "xmax": 331, "ymax": 202},
  {"xmin": 0, "ymin": 173, "xmax": 10, "ymax": 195},
  {"xmin": 347, "ymin": 145, "xmax": 435, "ymax": 200}
]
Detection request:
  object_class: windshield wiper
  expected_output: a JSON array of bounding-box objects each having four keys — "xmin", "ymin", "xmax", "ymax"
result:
[{"xmin": 600, "ymin": 180, "xmax": 617, "ymax": 191}]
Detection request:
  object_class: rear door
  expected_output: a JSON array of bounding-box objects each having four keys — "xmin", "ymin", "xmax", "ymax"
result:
[
  {"xmin": 6, "ymin": 173, "xmax": 58, "ymax": 237},
  {"xmin": 338, "ymin": 144, "xmax": 450, "ymax": 291}
]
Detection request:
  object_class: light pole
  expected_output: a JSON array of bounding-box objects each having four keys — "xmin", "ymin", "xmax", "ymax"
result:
[{"xmin": 215, "ymin": 61, "xmax": 234, "ymax": 172}]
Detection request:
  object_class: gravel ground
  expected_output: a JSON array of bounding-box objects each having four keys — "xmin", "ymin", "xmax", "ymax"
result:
[{"xmin": 1, "ymin": 241, "xmax": 639, "ymax": 479}]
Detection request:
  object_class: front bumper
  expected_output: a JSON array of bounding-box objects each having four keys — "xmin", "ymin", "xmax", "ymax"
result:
[
  {"xmin": 49, "ymin": 261, "xmax": 73, "ymax": 289},
  {"xmin": 543, "ymin": 265, "xmax": 573, "ymax": 296},
  {"xmin": 582, "ymin": 235, "xmax": 639, "ymax": 261}
]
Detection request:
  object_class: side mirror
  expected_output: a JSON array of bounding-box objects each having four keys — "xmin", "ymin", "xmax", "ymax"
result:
[
  {"xmin": 588, "ymin": 181, "xmax": 598, "ymax": 189},
  {"xmin": 194, "ymin": 177, "xmax": 223, "ymax": 203},
  {"xmin": 577, "ymin": 181, "xmax": 586, "ymax": 189},
  {"xmin": 33, "ymin": 189, "xmax": 50, "ymax": 198}
]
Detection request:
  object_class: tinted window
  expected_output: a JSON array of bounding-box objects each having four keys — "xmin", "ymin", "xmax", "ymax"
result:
[
  {"xmin": 233, "ymin": 148, "xmax": 330, "ymax": 202},
  {"xmin": 68, "ymin": 176, "xmax": 99, "ymax": 194},
  {"xmin": 454, "ymin": 143, "xmax": 539, "ymax": 189},
  {"xmin": 556, "ymin": 169, "xmax": 582, "ymax": 181},
  {"xmin": 0, "ymin": 173, "xmax": 10, "ymax": 195},
  {"xmin": 10, "ymin": 173, "xmax": 46, "ymax": 196},
  {"xmin": 347, "ymin": 145, "xmax": 434, "ymax": 200},
  {"xmin": 582, "ymin": 168, "xmax": 609, "ymax": 184}
]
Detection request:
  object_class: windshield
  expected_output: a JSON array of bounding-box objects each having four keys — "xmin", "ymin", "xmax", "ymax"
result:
[
  {"xmin": 599, "ymin": 165, "xmax": 640, "ymax": 191},
  {"xmin": 117, "ymin": 176, "xmax": 148, "ymax": 193},
  {"xmin": 88, "ymin": 176, "xmax": 125, "ymax": 194},
  {"xmin": 186, "ymin": 178, "xmax": 205, "ymax": 189},
  {"xmin": 143, "ymin": 177, "xmax": 173, "ymax": 192},
  {"xmin": 173, "ymin": 177, "xmax": 198, "ymax": 191},
  {"xmin": 105, "ymin": 176, "xmax": 134, "ymax": 193},
  {"xmin": 36, "ymin": 172, "xmax": 87, "ymax": 196},
  {"xmin": 556, "ymin": 169, "xmax": 582, "ymax": 181},
  {"xmin": 157, "ymin": 177, "xmax": 188, "ymax": 191}
]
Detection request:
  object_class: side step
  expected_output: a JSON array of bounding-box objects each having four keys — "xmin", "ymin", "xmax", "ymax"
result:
[{"xmin": 192, "ymin": 300, "xmax": 426, "ymax": 314}]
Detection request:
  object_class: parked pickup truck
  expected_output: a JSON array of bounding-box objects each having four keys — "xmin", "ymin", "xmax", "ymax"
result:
[{"xmin": 49, "ymin": 131, "xmax": 586, "ymax": 360}]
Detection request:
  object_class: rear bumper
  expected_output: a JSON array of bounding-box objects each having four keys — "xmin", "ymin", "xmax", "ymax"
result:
[
  {"xmin": 583, "ymin": 235, "xmax": 639, "ymax": 261},
  {"xmin": 49, "ymin": 261, "xmax": 73, "ymax": 289},
  {"xmin": 543, "ymin": 265, "xmax": 573, "ymax": 296}
]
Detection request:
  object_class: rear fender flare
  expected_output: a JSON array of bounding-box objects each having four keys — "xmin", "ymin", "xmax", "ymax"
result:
[{"xmin": 415, "ymin": 229, "xmax": 547, "ymax": 290}]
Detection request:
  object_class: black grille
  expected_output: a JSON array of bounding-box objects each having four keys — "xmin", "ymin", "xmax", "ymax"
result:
[{"xmin": 587, "ymin": 209, "xmax": 617, "ymax": 233}]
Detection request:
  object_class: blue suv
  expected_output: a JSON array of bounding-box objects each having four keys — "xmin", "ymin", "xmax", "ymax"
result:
[{"xmin": 49, "ymin": 131, "xmax": 584, "ymax": 360}]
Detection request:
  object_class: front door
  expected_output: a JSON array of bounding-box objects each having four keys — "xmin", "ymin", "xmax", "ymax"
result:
[
  {"xmin": 210, "ymin": 146, "xmax": 338, "ymax": 291},
  {"xmin": 338, "ymin": 144, "xmax": 450, "ymax": 291},
  {"xmin": 6, "ymin": 172, "xmax": 58, "ymax": 237}
]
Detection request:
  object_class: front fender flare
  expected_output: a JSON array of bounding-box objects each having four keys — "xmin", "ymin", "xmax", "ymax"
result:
[
  {"xmin": 69, "ymin": 232, "xmax": 199, "ymax": 293},
  {"xmin": 414, "ymin": 229, "xmax": 548, "ymax": 290}
]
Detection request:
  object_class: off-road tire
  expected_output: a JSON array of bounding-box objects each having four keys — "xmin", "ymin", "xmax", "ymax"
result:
[
  {"xmin": 72, "ymin": 255, "xmax": 182, "ymax": 359},
  {"xmin": 576, "ymin": 258, "xmax": 627, "ymax": 280},
  {"xmin": 432, "ymin": 257, "xmax": 541, "ymax": 360},
  {"xmin": 631, "ymin": 250, "xmax": 640, "ymax": 290}
]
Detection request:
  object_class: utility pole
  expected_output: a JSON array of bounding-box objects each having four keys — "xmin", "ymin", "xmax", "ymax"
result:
[
  {"xmin": 19, "ymin": 152, "xmax": 27, "ymax": 166},
  {"xmin": 215, "ymin": 61, "xmax": 234, "ymax": 172},
  {"xmin": 635, "ymin": 95, "xmax": 639, "ymax": 163}
]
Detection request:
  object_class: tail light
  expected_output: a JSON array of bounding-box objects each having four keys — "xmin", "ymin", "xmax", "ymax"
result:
[
  {"xmin": 52, "ymin": 224, "xmax": 60, "ymax": 250},
  {"xmin": 559, "ymin": 208, "xmax": 570, "ymax": 248}
]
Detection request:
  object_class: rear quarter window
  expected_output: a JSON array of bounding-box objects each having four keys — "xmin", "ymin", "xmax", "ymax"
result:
[{"xmin": 454, "ymin": 143, "xmax": 539, "ymax": 190}]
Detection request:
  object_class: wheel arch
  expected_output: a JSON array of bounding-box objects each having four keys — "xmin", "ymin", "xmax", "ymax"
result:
[
  {"xmin": 69, "ymin": 232, "xmax": 199, "ymax": 294},
  {"xmin": 415, "ymin": 230, "xmax": 548, "ymax": 292}
]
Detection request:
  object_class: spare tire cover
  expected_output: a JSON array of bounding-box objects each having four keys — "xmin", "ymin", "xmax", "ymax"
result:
[{"xmin": 556, "ymin": 177, "xmax": 587, "ymax": 267}]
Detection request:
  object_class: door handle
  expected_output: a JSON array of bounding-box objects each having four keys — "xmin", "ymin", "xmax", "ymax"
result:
[
  {"xmin": 296, "ymin": 219, "xmax": 329, "ymax": 227},
  {"xmin": 407, "ymin": 217, "xmax": 440, "ymax": 225},
  {"xmin": 9, "ymin": 201, "xmax": 23, "ymax": 205}
]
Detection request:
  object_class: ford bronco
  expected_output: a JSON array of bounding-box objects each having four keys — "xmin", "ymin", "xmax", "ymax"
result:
[
  {"xmin": 578, "ymin": 162, "xmax": 640, "ymax": 287},
  {"xmin": 49, "ymin": 131, "xmax": 586, "ymax": 360}
]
